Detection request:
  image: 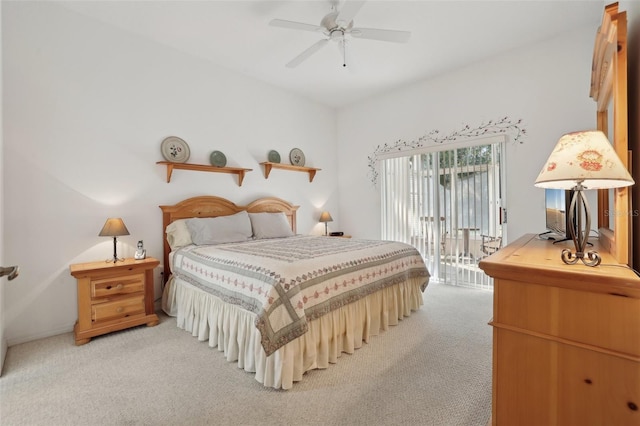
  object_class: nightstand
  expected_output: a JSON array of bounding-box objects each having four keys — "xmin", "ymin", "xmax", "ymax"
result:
[{"xmin": 70, "ymin": 257, "xmax": 160, "ymax": 345}]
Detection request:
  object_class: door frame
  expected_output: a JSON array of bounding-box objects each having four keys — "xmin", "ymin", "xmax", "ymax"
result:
[{"xmin": 379, "ymin": 134, "xmax": 508, "ymax": 287}]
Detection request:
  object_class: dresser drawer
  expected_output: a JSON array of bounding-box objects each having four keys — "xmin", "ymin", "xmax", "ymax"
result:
[
  {"xmin": 92, "ymin": 295, "xmax": 145, "ymax": 323},
  {"xmin": 91, "ymin": 273, "xmax": 145, "ymax": 299},
  {"xmin": 495, "ymin": 279, "xmax": 640, "ymax": 355}
]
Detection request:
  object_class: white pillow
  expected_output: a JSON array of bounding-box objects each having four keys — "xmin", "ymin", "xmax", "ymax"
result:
[
  {"xmin": 186, "ymin": 211, "xmax": 253, "ymax": 245},
  {"xmin": 165, "ymin": 219, "xmax": 193, "ymax": 250},
  {"xmin": 249, "ymin": 212, "xmax": 294, "ymax": 239}
]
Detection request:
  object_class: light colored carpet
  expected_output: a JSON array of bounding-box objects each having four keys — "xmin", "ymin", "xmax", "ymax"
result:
[{"xmin": 0, "ymin": 283, "xmax": 493, "ymax": 426}]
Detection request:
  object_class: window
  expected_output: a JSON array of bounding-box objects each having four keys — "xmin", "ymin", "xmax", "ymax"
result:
[{"xmin": 380, "ymin": 137, "xmax": 505, "ymax": 289}]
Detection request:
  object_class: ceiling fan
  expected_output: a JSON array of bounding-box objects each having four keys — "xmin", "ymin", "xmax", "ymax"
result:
[{"xmin": 269, "ymin": 0, "xmax": 411, "ymax": 68}]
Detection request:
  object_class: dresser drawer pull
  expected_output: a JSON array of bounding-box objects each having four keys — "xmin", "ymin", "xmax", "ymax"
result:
[{"xmin": 105, "ymin": 283, "xmax": 125, "ymax": 291}]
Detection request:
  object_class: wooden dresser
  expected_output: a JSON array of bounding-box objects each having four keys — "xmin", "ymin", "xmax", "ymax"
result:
[
  {"xmin": 479, "ymin": 234, "xmax": 640, "ymax": 425},
  {"xmin": 70, "ymin": 257, "xmax": 160, "ymax": 345}
]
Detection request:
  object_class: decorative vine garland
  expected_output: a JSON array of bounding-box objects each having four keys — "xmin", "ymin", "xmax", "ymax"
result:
[{"xmin": 367, "ymin": 117, "xmax": 526, "ymax": 185}]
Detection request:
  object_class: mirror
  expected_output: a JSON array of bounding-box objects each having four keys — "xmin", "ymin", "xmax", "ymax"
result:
[{"xmin": 591, "ymin": 2, "xmax": 631, "ymax": 265}]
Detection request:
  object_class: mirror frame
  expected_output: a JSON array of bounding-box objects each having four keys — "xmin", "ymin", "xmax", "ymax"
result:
[{"xmin": 590, "ymin": 2, "xmax": 630, "ymax": 265}]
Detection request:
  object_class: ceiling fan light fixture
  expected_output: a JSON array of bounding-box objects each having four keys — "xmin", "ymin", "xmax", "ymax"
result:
[{"xmin": 330, "ymin": 29, "xmax": 345, "ymax": 40}]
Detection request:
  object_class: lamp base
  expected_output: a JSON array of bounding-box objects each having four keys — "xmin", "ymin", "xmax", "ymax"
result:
[
  {"xmin": 561, "ymin": 248, "xmax": 601, "ymax": 266},
  {"xmin": 105, "ymin": 237, "xmax": 125, "ymax": 263},
  {"xmin": 561, "ymin": 185, "xmax": 601, "ymax": 267}
]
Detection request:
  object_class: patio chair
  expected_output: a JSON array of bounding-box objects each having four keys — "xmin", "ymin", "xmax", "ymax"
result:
[{"xmin": 480, "ymin": 234, "xmax": 502, "ymax": 258}]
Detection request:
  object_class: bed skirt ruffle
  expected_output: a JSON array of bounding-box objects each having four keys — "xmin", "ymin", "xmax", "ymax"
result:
[{"xmin": 164, "ymin": 276, "xmax": 426, "ymax": 389}]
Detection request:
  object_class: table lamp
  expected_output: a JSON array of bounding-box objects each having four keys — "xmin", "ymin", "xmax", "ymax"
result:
[
  {"xmin": 534, "ymin": 130, "xmax": 634, "ymax": 266},
  {"xmin": 99, "ymin": 218, "xmax": 130, "ymax": 263},
  {"xmin": 319, "ymin": 211, "xmax": 333, "ymax": 236}
]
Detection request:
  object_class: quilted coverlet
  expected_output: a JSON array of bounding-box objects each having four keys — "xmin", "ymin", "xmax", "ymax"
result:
[{"xmin": 172, "ymin": 235, "xmax": 430, "ymax": 356}]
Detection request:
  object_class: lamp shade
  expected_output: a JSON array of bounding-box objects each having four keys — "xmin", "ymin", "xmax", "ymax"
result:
[
  {"xmin": 98, "ymin": 218, "xmax": 130, "ymax": 237},
  {"xmin": 534, "ymin": 130, "xmax": 634, "ymax": 190},
  {"xmin": 319, "ymin": 211, "xmax": 333, "ymax": 223}
]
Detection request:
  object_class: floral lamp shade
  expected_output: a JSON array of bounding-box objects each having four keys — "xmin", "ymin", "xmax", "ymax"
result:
[
  {"xmin": 534, "ymin": 130, "xmax": 634, "ymax": 267},
  {"xmin": 534, "ymin": 130, "xmax": 634, "ymax": 190}
]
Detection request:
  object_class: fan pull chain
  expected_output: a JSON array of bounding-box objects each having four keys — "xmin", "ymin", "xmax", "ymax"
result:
[{"xmin": 343, "ymin": 34, "xmax": 347, "ymax": 67}]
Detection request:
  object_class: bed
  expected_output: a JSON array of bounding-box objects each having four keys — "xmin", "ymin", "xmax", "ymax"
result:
[{"xmin": 160, "ymin": 196, "xmax": 430, "ymax": 389}]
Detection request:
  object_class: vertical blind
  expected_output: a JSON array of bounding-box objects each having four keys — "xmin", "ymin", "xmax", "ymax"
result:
[{"xmin": 380, "ymin": 140, "xmax": 504, "ymax": 289}]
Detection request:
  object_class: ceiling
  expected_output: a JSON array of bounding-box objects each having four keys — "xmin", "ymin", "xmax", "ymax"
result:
[{"xmin": 58, "ymin": 0, "xmax": 604, "ymax": 108}]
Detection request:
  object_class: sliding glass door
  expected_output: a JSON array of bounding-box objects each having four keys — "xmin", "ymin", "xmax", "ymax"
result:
[{"xmin": 381, "ymin": 139, "xmax": 505, "ymax": 289}]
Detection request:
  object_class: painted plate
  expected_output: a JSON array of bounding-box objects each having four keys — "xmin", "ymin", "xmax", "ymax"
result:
[
  {"xmin": 268, "ymin": 150, "xmax": 281, "ymax": 163},
  {"xmin": 161, "ymin": 136, "xmax": 190, "ymax": 163},
  {"xmin": 210, "ymin": 150, "xmax": 227, "ymax": 167},
  {"xmin": 289, "ymin": 148, "xmax": 305, "ymax": 166}
]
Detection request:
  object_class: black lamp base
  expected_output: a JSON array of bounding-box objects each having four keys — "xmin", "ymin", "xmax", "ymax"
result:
[
  {"xmin": 561, "ymin": 185, "xmax": 601, "ymax": 267},
  {"xmin": 106, "ymin": 237, "xmax": 125, "ymax": 263}
]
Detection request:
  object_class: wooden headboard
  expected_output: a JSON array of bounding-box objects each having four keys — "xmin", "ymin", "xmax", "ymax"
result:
[{"xmin": 159, "ymin": 196, "xmax": 299, "ymax": 282}]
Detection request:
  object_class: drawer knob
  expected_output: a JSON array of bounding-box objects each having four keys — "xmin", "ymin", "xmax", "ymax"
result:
[{"xmin": 116, "ymin": 307, "xmax": 124, "ymax": 313}]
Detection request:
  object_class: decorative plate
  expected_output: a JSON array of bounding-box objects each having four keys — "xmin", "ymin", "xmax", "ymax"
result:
[
  {"xmin": 268, "ymin": 150, "xmax": 281, "ymax": 163},
  {"xmin": 210, "ymin": 150, "xmax": 227, "ymax": 167},
  {"xmin": 161, "ymin": 136, "xmax": 190, "ymax": 163},
  {"xmin": 289, "ymin": 148, "xmax": 305, "ymax": 167}
]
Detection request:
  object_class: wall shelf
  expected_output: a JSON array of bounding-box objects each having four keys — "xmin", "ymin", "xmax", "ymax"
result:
[
  {"xmin": 260, "ymin": 162, "xmax": 321, "ymax": 182},
  {"xmin": 156, "ymin": 161, "xmax": 253, "ymax": 186}
]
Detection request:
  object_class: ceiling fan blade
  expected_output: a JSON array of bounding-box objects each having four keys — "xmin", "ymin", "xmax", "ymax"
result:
[
  {"xmin": 336, "ymin": 0, "xmax": 366, "ymax": 27},
  {"xmin": 350, "ymin": 27, "xmax": 411, "ymax": 43},
  {"xmin": 269, "ymin": 19, "xmax": 323, "ymax": 33},
  {"xmin": 286, "ymin": 39, "xmax": 329, "ymax": 68}
]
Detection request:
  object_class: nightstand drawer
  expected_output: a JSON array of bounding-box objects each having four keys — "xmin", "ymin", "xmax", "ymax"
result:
[
  {"xmin": 91, "ymin": 273, "xmax": 145, "ymax": 299},
  {"xmin": 92, "ymin": 295, "xmax": 145, "ymax": 323}
]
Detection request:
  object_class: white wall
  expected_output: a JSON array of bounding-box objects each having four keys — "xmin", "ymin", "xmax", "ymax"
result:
[
  {"xmin": 336, "ymin": 24, "xmax": 598, "ymax": 243},
  {"xmin": 2, "ymin": 2, "xmax": 338, "ymax": 344}
]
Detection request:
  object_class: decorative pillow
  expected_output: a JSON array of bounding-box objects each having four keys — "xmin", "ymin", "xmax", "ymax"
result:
[
  {"xmin": 165, "ymin": 219, "xmax": 193, "ymax": 250},
  {"xmin": 249, "ymin": 212, "xmax": 294, "ymax": 239},
  {"xmin": 186, "ymin": 211, "xmax": 252, "ymax": 245}
]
